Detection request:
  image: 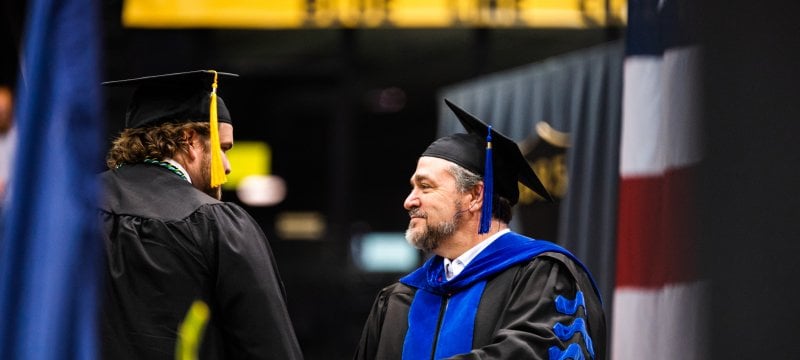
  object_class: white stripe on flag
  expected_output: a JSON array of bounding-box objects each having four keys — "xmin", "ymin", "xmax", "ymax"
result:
[
  {"xmin": 620, "ymin": 56, "xmax": 665, "ymax": 176},
  {"xmin": 612, "ymin": 282, "xmax": 709, "ymax": 360},
  {"xmin": 660, "ymin": 46, "xmax": 703, "ymax": 171},
  {"xmin": 620, "ymin": 46, "xmax": 703, "ymax": 177}
]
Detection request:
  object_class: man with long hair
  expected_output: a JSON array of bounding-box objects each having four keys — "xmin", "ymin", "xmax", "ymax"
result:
[{"xmin": 99, "ymin": 70, "xmax": 302, "ymax": 359}]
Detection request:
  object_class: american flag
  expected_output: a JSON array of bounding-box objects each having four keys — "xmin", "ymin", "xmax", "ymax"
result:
[{"xmin": 612, "ymin": 0, "xmax": 707, "ymax": 358}]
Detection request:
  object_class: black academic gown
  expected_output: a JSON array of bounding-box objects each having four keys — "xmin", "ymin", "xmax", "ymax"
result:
[
  {"xmin": 99, "ymin": 164, "xmax": 303, "ymax": 360},
  {"xmin": 354, "ymin": 251, "xmax": 606, "ymax": 360}
]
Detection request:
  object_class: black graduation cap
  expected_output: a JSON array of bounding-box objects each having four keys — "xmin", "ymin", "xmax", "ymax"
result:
[
  {"xmin": 103, "ymin": 70, "xmax": 238, "ymax": 187},
  {"xmin": 422, "ymin": 99, "xmax": 553, "ymax": 233},
  {"xmin": 102, "ymin": 70, "xmax": 238, "ymax": 129}
]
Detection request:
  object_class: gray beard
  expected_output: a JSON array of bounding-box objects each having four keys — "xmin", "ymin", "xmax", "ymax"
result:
[{"xmin": 405, "ymin": 202, "xmax": 464, "ymax": 252}]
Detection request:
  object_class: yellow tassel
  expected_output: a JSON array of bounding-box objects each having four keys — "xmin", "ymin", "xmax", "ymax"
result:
[
  {"xmin": 175, "ymin": 300, "xmax": 210, "ymax": 360},
  {"xmin": 208, "ymin": 70, "xmax": 227, "ymax": 187}
]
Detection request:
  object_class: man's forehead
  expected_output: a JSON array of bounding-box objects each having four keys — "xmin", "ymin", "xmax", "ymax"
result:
[
  {"xmin": 418, "ymin": 156, "xmax": 454, "ymax": 169},
  {"xmin": 412, "ymin": 157, "xmax": 455, "ymax": 180}
]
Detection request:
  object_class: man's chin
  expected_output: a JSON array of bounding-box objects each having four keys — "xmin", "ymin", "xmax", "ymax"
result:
[
  {"xmin": 405, "ymin": 229, "xmax": 423, "ymax": 249},
  {"xmin": 405, "ymin": 231, "xmax": 438, "ymax": 253}
]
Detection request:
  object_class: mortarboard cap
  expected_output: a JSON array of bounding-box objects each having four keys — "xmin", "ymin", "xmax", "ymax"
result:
[
  {"xmin": 102, "ymin": 70, "xmax": 238, "ymax": 129},
  {"xmin": 422, "ymin": 99, "xmax": 553, "ymax": 232},
  {"xmin": 103, "ymin": 70, "xmax": 238, "ymax": 188}
]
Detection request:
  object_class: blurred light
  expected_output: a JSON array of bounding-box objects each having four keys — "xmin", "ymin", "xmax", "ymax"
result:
[
  {"xmin": 352, "ymin": 232, "xmax": 419, "ymax": 272},
  {"xmin": 236, "ymin": 175, "xmax": 286, "ymax": 206},
  {"xmin": 365, "ymin": 86, "xmax": 406, "ymax": 113},
  {"xmin": 275, "ymin": 211, "xmax": 326, "ymax": 240}
]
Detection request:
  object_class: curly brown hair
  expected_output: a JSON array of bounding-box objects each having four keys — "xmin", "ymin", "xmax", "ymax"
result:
[{"xmin": 106, "ymin": 122, "xmax": 210, "ymax": 169}]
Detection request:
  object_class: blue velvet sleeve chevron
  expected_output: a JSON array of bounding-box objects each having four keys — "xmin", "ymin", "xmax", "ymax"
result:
[
  {"xmin": 548, "ymin": 291, "xmax": 595, "ymax": 359},
  {"xmin": 549, "ymin": 343, "xmax": 585, "ymax": 360},
  {"xmin": 555, "ymin": 291, "xmax": 585, "ymax": 315},
  {"xmin": 553, "ymin": 319, "xmax": 593, "ymax": 358}
]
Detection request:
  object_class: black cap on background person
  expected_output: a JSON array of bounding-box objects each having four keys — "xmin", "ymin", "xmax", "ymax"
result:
[{"xmin": 422, "ymin": 99, "xmax": 552, "ymax": 233}]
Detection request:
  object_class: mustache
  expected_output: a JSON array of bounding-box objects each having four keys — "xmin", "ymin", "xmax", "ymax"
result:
[
  {"xmin": 408, "ymin": 208, "xmax": 425, "ymax": 219},
  {"xmin": 408, "ymin": 206, "xmax": 468, "ymax": 219}
]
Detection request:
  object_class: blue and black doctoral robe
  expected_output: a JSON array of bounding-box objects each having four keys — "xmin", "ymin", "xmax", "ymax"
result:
[{"xmin": 354, "ymin": 232, "xmax": 606, "ymax": 360}]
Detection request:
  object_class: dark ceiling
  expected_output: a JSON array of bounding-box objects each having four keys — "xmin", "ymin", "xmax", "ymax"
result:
[{"xmin": 102, "ymin": 2, "xmax": 623, "ymax": 234}]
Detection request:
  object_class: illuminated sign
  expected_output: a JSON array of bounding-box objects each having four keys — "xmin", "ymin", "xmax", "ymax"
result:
[{"xmin": 123, "ymin": 0, "xmax": 626, "ymax": 29}]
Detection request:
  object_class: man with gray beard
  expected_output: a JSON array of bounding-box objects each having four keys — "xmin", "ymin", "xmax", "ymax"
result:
[{"xmin": 354, "ymin": 100, "xmax": 606, "ymax": 360}]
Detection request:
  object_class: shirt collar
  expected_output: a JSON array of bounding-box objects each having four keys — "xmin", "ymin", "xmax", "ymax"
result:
[
  {"xmin": 164, "ymin": 158, "xmax": 192, "ymax": 184},
  {"xmin": 443, "ymin": 228, "xmax": 511, "ymax": 281}
]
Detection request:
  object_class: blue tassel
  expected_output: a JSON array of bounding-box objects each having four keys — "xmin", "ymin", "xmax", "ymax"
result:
[{"xmin": 479, "ymin": 126, "xmax": 493, "ymax": 234}]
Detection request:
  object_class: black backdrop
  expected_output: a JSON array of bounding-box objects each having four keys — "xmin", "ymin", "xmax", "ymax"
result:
[
  {"xmin": 4, "ymin": 0, "xmax": 800, "ymax": 358},
  {"xmin": 698, "ymin": 0, "xmax": 800, "ymax": 358},
  {"xmin": 97, "ymin": 1, "xmax": 620, "ymax": 357}
]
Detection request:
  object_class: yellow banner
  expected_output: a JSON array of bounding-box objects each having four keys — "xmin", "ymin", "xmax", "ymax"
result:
[{"xmin": 122, "ymin": 0, "xmax": 626, "ymax": 29}]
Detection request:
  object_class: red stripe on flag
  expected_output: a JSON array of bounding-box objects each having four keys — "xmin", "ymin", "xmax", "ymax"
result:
[{"xmin": 616, "ymin": 165, "xmax": 698, "ymax": 287}]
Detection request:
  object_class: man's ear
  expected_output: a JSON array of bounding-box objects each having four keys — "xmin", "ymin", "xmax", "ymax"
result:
[
  {"xmin": 469, "ymin": 183, "xmax": 484, "ymax": 211},
  {"xmin": 182, "ymin": 128, "xmax": 199, "ymax": 161}
]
